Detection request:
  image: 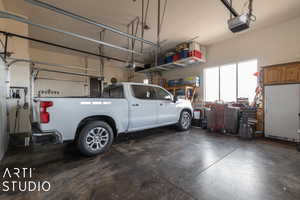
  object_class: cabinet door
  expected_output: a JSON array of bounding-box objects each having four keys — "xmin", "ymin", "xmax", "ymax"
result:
[
  {"xmin": 264, "ymin": 67, "xmax": 285, "ymax": 85},
  {"xmin": 285, "ymin": 64, "xmax": 300, "ymax": 83}
]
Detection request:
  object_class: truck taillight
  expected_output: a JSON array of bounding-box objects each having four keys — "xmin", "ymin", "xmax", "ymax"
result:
[{"xmin": 40, "ymin": 101, "xmax": 53, "ymax": 123}]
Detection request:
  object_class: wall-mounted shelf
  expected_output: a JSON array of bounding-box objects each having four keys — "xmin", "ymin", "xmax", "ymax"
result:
[{"xmin": 137, "ymin": 56, "xmax": 205, "ymax": 74}]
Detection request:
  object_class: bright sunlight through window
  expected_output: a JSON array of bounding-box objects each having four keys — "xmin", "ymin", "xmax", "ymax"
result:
[
  {"xmin": 204, "ymin": 59, "xmax": 257, "ymax": 103},
  {"xmin": 220, "ymin": 63, "xmax": 236, "ymax": 102},
  {"xmin": 238, "ymin": 60, "xmax": 258, "ymax": 101},
  {"xmin": 204, "ymin": 67, "xmax": 219, "ymax": 102}
]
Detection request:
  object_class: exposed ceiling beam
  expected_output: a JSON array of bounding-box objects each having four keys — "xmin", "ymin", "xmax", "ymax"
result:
[
  {"xmin": 0, "ymin": 11, "xmax": 141, "ymax": 55},
  {"xmin": 0, "ymin": 31, "xmax": 128, "ymax": 63},
  {"xmin": 34, "ymin": 68, "xmax": 100, "ymax": 78},
  {"xmin": 7, "ymin": 58, "xmax": 100, "ymax": 73},
  {"xmin": 24, "ymin": 0, "xmax": 158, "ymax": 47}
]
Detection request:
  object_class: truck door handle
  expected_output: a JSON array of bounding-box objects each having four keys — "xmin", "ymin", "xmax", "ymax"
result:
[
  {"xmin": 132, "ymin": 103, "xmax": 140, "ymax": 107},
  {"xmin": 160, "ymin": 103, "xmax": 163, "ymax": 106}
]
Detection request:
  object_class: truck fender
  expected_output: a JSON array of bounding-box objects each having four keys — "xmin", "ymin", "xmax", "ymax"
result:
[{"xmin": 75, "ymin": 115, "xmax": 118, "ymax": 141}]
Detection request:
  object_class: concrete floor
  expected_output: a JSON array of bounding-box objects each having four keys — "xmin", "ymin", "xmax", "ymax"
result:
[{"xmin": 1, "ymin": 127, "xmax": 300, "ymax": 200}]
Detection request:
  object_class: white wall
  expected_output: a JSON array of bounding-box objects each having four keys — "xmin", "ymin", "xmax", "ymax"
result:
[
  {"xmin": 162, "ymin": 16, "xmax": 300, "ymax": 100},
  {"xmin": 131, "ymin": 71, "xmax": 147, "ymax": 83},
  {"xmin": 29, "ymin": 47, "xmax": 128, "ymax": 97},
  {"xmin": 2, "ymin": 12, "xmax": 32, "ymax": 134}
]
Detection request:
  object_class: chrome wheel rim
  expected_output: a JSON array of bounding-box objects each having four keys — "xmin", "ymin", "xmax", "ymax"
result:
[
  {"xmin": 181, "ymin": 112, "xmax": 191, "ymax": 129},
  {"xmin": 86, "ymin": 127, "xmax": 109, "ymax": 151}
]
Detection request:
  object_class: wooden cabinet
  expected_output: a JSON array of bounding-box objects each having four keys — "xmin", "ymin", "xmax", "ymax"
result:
[
  {"xmin": 263, "ymin": 62, "xmax": 300, "ymax": 85},
  {"xmin": 285, "ymin": 63, "xmax": 300, "ymax": 83},
  {"xmin": 263, "ymin": 66, "xmax": 286, "ymax": 85}
]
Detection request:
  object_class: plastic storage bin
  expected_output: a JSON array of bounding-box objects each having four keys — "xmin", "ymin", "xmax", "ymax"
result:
[
  {"xmin": 173, "ymin": 53, "xmax": 180, "ymax": 61},
  {"xmin": 189, "ymin": 41, "xmax": 201, "ymax": 51},
  {"xmin": 182, "ymin": 76, "xmax": 200, "ymax": 86},
  {"xmin": 165, "ymin": 52, "xmax": 175, "ymax": 64},
  {"xmin": 189, "ymin": 50, "xmax": 202, "ymax": 58},
  {"xmin": 179, "ymin": 49, "xmax": 189, "ymax": 59},
  {"xmin": 168, "ymin": 79, "xmax": 180, "ymax": 87},
  {"xmin": 165, "ymin": 56, "xmax": 173, "ymax": 63}
]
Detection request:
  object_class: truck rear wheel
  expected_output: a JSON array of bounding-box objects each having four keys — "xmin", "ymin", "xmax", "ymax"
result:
[{"xmin": 77, "ymin": 121, "xmax": 114, "ymax": 156}]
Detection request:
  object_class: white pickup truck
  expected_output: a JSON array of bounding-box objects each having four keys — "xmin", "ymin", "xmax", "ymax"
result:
[{"xmin": 33, "ymin": 82, "xmax": 193, "ymax": 156}]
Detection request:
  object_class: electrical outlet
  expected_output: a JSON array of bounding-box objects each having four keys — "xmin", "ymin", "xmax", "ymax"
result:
[{"xmin": 297, "ymin": 129, "xmax": 300, "ymax": 134}]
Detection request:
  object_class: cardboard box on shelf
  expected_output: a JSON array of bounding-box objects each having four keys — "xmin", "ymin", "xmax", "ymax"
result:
[{"xmin": 176, "ymin": 42, "xmax": 189, "ymax": 52}]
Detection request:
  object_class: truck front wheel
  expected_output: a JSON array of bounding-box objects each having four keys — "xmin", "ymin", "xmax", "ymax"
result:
[
  {"xmin": 177, "ymin": 110, "xmax": 192, "ymax": 131},
  {"xmin": 77, "ymin": 121, "xmax": 114, "ymax": 156}
]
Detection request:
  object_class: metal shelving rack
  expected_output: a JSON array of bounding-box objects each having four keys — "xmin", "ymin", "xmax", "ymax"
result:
[
  {"xmin": 165, "ymin": 85, "xmax": 198, "ymax": 104},
  {"xmin": 137, "ymin": 56, "xmax": 205, "ymax": 73}
]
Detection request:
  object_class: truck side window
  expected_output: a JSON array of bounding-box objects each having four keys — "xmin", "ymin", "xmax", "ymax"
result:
[
  {"xmin": 131, "ymin": 85, "xmax": 156, "ymax": 100},
  {"xmin": 102, "ymin": 85, "xmax": 124, "ymax": 98},
  {"xmin": 154, "ymin": 87, "xmax": 172, "ymax": 100}
]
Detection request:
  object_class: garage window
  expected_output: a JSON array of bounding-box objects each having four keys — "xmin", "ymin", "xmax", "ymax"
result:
[
  {"xmin": 220, "ymin": 63, "xmax": 237, "ymax": 102},
  {"xmin": 204, "ymin": 67, "xmax": 219, "ymax": 102},
  {"xmin": 238, "ymin": 60, "xmax": 258, "ymax": 101},
  {"xmin": 204, "ymin": 59, "xmax": 257, "ymax": 102}
]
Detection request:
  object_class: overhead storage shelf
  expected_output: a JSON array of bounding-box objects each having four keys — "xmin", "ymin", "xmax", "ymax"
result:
[{"xmin": 137, "ymin": 56, "xmax": 205, "ymax": 73}]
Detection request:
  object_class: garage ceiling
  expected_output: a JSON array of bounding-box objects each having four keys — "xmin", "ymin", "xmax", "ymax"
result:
[{"xmin": 3, "ymin": 0, "xmax": 300, "ymax": 63}]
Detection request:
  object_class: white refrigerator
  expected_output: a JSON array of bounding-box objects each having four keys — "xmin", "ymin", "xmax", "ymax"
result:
[{"xmin": 264, "ymin": 84, "xmax": 300, "ymax": 142}]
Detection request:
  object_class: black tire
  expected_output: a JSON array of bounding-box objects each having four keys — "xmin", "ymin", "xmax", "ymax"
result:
[
  {"xmin": 77, "ymin": 121, "xmax": 114, "ymax": 156},
  {"xmin": 177, "ymin": 110, "xmax": 192, "ymax": 131}
]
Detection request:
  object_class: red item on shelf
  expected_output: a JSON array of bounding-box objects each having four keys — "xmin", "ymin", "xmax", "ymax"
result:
[
  {"xmin": 189, "ymin": 50, "xmax": 202, "ymax": 58},
  {"xmin": 253, "ymin": 71, "xmax": 260, "ymax": 76},
  {"xmin": 173, "ymin": 53, "xmax": 180, "ymax": 61}
]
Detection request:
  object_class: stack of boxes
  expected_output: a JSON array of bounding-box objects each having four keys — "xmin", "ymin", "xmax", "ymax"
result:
[
  {"xmin": 142, "ymin": 42, "xmax": 206, "ymax": 70},
  {"xmin": 188, "ymin": 42, "xmax": 203, "ymax": 59},
  {"xmin": 175, "ymin": 42, "xmax": 189, "ymax": 61},
  {"xmin": 161, "ymin": 41, "xmax": 206, "ymax": 66},
  {"xmin": 165, "ymin": 52, "xmax": 175, "ymax": 64}
]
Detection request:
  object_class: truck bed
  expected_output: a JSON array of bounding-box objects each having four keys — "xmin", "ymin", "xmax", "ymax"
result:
[{"xmin": 34, "ymin": 97, "xmax": 129, "ymax": 141}]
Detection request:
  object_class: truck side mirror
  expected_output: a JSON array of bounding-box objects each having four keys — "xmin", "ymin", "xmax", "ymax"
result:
[{"xmin": 173, "ymin": 96, "xmax": 178, "ymax": 103}]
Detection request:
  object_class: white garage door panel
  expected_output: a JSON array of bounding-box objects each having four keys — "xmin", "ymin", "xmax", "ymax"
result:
[
  {"xmin": 35, "ymin": 79, "xmax": 85, "ymax": 97},
  {"xmin": 265, "ymin": 84, "xmax": 300, "ymax": 142}
]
